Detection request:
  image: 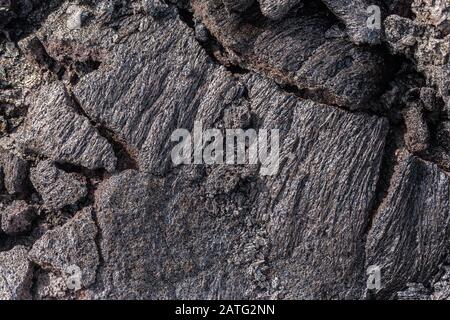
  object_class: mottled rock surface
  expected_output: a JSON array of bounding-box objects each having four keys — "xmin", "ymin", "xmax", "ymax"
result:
[
  {"xmin": 0, "ymin": 246, "xmax": 33, "ymax": 300},
  {"xmin": 28, "ymin": 207, "xmax": 99, "ymax": 289},
  {"xmin": 366, "ymin": 152, "xmax": 449, "ymax": 298},
  {"xmin": 21, "ymin": 83, "xmax": 117, "ymax": 172},
  {"xmin": 0, "ymin": 0, "xmax": 448, "ymax": 301},
  {"xmin": 191, "ymin": 0, "xmax": 389, "ymax": 109},
  {"xmin": 30, "ymin": 160, "xmax": 87, "ymax": 210},
  {"xmin": 1, "ymin": 200, "xmax": 35, "ymax": 235},
  {"xmin": 0, "ymin": 148, "xmax": 28, "ymax": 194}
]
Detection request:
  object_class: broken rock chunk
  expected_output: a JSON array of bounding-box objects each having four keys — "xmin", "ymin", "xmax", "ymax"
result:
[
  {"xmin": 258, "ymin": 0, "xmax": 303, "ymax": 20},
  {"xmin": 397, "ymin": 283, "xmax": 431, "ymax": 300},
  {"xmin": 0, "ymin": 245, "xmax": 33, "ymax": 300},
  {"xmin": 0, "ymin": 147, "xmax": 28, "ymax": 194},
  {"xmin": 1, "ymin": 200, "xmax": 35, "ymax": 235},
  {"xmin": 245, "ymin": 74, "xmax": 389, "ymax": 299},
  {"xmin": 223, "ymin": 0, "xmax": 255, "ymax": 14},
  {"xmin": 403, "ymin": 106, "xmax": 430, "ymax": 154},
  {"xmin": 21, "ymin": 83, "xmax": 117, "ymax": 172},
  {"xmin": 30, "ymin": 160, "xmax": 88, "ymax": 211},
  {"xmin": 366, "ymin": 152, "xmax": 450, "ymax": 298},
  {"xmin": 321, "ymin": 0, "xmax": 383, "ymax": 45},
  {"xmin": 28, "ymin": 207, "xmax": 99, "ymax": 289},
  {"xmin": 191, "ymin": 1, "xmax": 388, "ymax": 109}
]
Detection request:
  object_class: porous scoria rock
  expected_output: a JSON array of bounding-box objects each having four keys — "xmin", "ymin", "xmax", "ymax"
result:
[
  {"xmin": 1, "ymin": 200, "xmax": 35, "ymax": 235},
  {"xmin": 191, "ymin": 0, "xmax": 388, "ymax": 109},
  {"xmin": 384, "ymin": 10, "xmax": 450, "ymax": 116},
  {"xmin": 30, "ymin": 160, "xmax": 87, "ymax": 210},
  {"xmin": 28, "ymin": 207, "xmax": 99, "ymax": 289},
  {"xmin": 431, "ymin": 266, "xmax": 450, "ymax": 300},
  {"xmin": 366, "ymin": 152, "xmax": 450, "ymax": 299},
  {"xmin": 0, "ymin": 147, "xmax": 28, "ymax": 194},
  {"xmin": 412, "ymin": 0, "xmax": 449, "ymax": 34},
  {"xmin": 0, "ymin": 245, "xmax": 33, "ymax": 300},
  {"xmin": 20, "ymin": 82, "xmax": 117, "ymax": 172}
]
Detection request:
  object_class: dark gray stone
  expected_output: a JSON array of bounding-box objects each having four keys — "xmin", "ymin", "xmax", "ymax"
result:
[
  {"xmin": 28, "ymin": 207, "xmax": 99, "ymax": 289},
  {"xmin": 21, "ymin": 83, "xmax": 117, "ymax": 172},
  {"xmin": 1, "ymin": 200, "xmax": 35, "ymax": 235},
  {"xmin": 366, "ymin": 152, "xmax": 450, "ymax": 299},
  {"xmin": 0, "ymin": 246, "xmax": 33, "ymax": 300},
  {"xmin": 0, "ymin": 148, "xmax": 28, "ymax": 194},
  {"xmin": 30, "ymin": 160, "xmax": 88, "ymax": 210},
  {"xmin": 258, "ymin": 0, "xmax": 303, "ymax": 20}
]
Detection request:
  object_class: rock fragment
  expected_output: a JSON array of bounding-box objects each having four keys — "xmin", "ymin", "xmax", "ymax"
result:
[
  {"xmin": 245, "ymin": 74, "xmax": 389, "ymax": 299},
  {"xmin": 258, "ymin": 0, "xmax": 303, "ymax": 20},
  {"xmin": 0, "ymin": 246, "xmax": 33, "ymax": 300},
  {"xmin": 73, "ymin": 14, "xmax": 241, "ymax": 175},
  {"xmin": 191, "ymin": 0, "xmax": 388, "ymax": 109},
  {"xmin": 385, "ymin": 13, "xmax": 450, "ymax": 115},
  {"xmin": 403, "ymin": 106, "xmax": 430, "ymax": 153},
  {"xmin": 28, "ymin": 207, "xmax": 99, "ymax": 289},
  {"xmin": 30, "ymin": 160, "xmax": 87, "ymax": 211},
  {"xmin": 21, "ymin": 83, "xmax": 117, "ymax": 172},
  {"xmin": 0, "ymin": 147, "xmax": 28, "ymax": 194},
  {"xmin": 432, "ymin": 266, "xmax": 450, "ymax": 300},
  {"xmin": 223, "ymin": 0, "xmax": 255, "ymax": 14},
  {"xmin": 397, "ymin": 283, "xmax": 431, "ymax": 300},
  {"xmin": 412, "ymin": 0, "xmax": 449, "ymax": 35},
  {"xmin": 366, "ymin": 153, "xmax": 450, "ymax": 298},
  {"xmin": 1, "ymin": 200, "xmax": 35, "ymax": 235}
]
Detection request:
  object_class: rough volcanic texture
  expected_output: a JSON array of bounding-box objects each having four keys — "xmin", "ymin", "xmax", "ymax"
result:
[
  {"xmin": 0, "ymin": 0, "xmax": 448, "ymax": 300},
  {"xmin": 366, "ymin": 152, "xmax": 449, "ymax": 298},
  {"xmin": 30, "ymin": 160, "xmax": 87, "ymax": 210},
  {"xmin": 0, "ymin": 245, "xmax": 33, "ymax": 300},
  {"xmin": 1, "ymin": 200, "xmax": 35, "ymax": 235},
  {"xmin": 191, "ymin": 0, "xmax": 389, "ymax": 109}
]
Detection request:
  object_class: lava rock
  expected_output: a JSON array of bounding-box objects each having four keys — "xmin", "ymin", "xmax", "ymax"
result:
[
  {"xmin": 30, "ymin": 160, "xmax": 88, "ymax": 210},
  {"xmin": 366, "ymin": 153, "xmax": 450, "ymax": 298},
  {"xmin": 1, "ymin": 200, "xmax": 35, "ymax": 235},
  {"xmin": 0, "ymin": 147, "xmax": 28, "ymax": 195},
  {"xmin": 258, "ymin": 0, "xmax": 303, "ymax": 20},
  {"xmin": 28, "ymin": 207, "xmax": 99, "ymax": 289},
  {"xmin": 0, "ymin": 246, "xmax": 33, "ymax": 300},
  {"xmin": 21, "ymin": 83, "xmax": 117, "ymax": 172}
]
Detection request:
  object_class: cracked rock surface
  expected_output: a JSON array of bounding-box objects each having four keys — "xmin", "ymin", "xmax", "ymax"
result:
[{"xmin": 0, "ymin": 0, "xmax": 449, "ymax": 300}]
